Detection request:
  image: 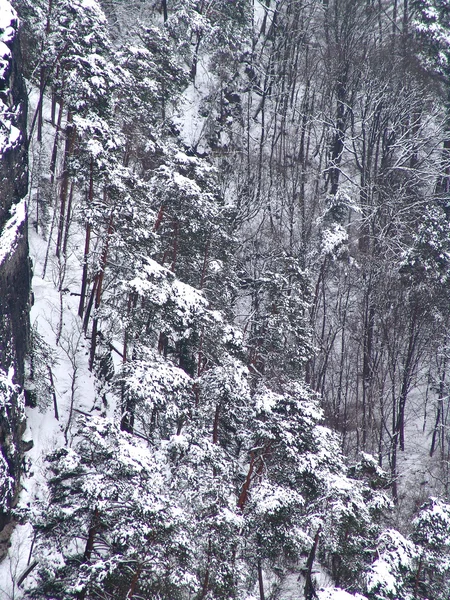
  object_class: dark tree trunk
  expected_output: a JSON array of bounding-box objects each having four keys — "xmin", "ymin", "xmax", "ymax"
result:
[
  {"xmin": 78, "ymin": 158, "xmax": 94, "ymax": 318},
  {"xmin": 304, "ymin": 528, "xmax": 321, "ymax": 600},
  {"xmin": 49, "ymin": 98, "xmax": 64, "ymax": 185},
  {"xmin": 89, "ymin": 208, "xmax": 114, "ymax": 370},
  {"xmin": 56, "ymin": 111, "xmax": 76, "ymax": 258}
]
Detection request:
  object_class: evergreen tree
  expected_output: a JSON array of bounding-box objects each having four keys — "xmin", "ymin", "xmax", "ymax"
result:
[{"xmin": 28, "ymin": 417, "xmax": 194, "ymax": 600}]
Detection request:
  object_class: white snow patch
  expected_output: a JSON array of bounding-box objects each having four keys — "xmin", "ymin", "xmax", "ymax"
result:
[
  {"xmin": 0, "ymin": 0, "xmax": 16, "ymax": 37},
  {"xmin": 0, "ymin": 199, "xmax": 26, "ymax": 266},
  {"xmin": 318, "ymin": 588, "xmax": 368, "ymax": 600},
  {"xmin": 321, "ymin": 224, "xmax": 348, "ymax": 257},
  {"xmin": 0, "ymin": 0, "xmax": 19, "ymax": 156}
]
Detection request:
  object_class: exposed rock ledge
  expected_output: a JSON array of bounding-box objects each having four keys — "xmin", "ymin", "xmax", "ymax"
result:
[{"xmin": 0, "ymin": 0, "xmax": 30, "ymax": 557}]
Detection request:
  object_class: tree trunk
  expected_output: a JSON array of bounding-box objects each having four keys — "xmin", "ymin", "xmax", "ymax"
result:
[
  {"xmin": 89, "ymin": 208, "xmax": 114, "ymax": 370},
  {"xmin": 47, "ymin": 366, "xmax": 59, "ymax": 420},
  {"xmin": 126, "ymin": 564, "xmax": 142, "ymax": 600},
  {"xmin": 257, "ymin": 559, "xmax": 265, "ymax": 600},
  {"xmin": 304, "ymin": 528, "xmax": 321, "ymax": 600},
  {"xmin": 76, "ymin": 507, "xmax": 100, "ymax": 600},
  {"xmin": 199, "ymin": 538, "xmax": 212, "ymax": 600},
  {"xmin": 430, "ymin": 360, "xmax": 446, "ymax": 458},
  {"xmin": 237, "ymin": 452, "xmax": 256, "ymax": 511},
  {"xmin": 56, "ymin": 111, "xmax": 76, "ymax": 258},
  {"xmin": 49, "ymin": 97, "xmax": 64, "ymax": 184},
  {"xmin": 78, "ymin": 158, "xmax": 94, "ymax": 318},
  {"xmin": 362, "ymin": 294, "xmax": 375, "ymax": 451},
  {"xmin": 62, "ymin": 181, "xmax": 74, "ymax": 256},
  {"xmin": 37, "ymin": 67, "xmax": 45, "ymax": 143},
  {"xmin": 326, "ymin": 66, "xmax": 349, "ymax": 197},
  {"xmin": 212, "ymin": 403, "xmax": 220, "ymax": 445},
  {"xmin": 396, "ymin": 309, "xmax": 419, "ymax": 452}
]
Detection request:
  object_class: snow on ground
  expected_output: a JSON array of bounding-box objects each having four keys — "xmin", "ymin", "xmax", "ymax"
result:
[
  {"xmin": 174, "ymin": 53, "xmax": 215, "ymax": 153},
  {"xmin": 0, "ymin": 198, "xmax": 26, "ymax": 265},
  {"xmin": 0, "ymin": 76, "xmax": 99, "ymax": 593},
  {"xmin": 0, "ymin": 220, "xmax": 98, "ymax": 598},
  {"xmin": 317, "ymin": 589, "xmax": 368, "ymax": 600}
]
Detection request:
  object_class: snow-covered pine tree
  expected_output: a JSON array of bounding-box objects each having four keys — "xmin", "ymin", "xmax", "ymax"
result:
[
  {"xmin": 28, "ymin": 417, "xmax": 194, "ymax": 600},
  {"xmin": 411, "ymin": 497, "xmax": 450, "ymax": 600}
]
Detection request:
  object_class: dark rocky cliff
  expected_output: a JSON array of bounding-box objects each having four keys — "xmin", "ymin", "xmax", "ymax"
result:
[
  {"xmin": 0, "ymin": 1, "xmax": 28, "ymax": 227},
  {"xmin": 0, "ymin": 0, "xmax": 30, "ymax": 555}
]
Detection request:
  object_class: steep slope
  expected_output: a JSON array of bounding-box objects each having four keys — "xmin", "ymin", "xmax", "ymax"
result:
[{"xmin": 0, "ymin": 0, "xmax": 30, "ymax": 557}]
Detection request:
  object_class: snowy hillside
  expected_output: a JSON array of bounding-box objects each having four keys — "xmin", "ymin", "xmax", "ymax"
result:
[{"xmin": 2, "ymin": 0, "xmax": 450, "ymax": 599}]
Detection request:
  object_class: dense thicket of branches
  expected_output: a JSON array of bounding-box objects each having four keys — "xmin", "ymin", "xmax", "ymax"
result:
[{"xmin": 11, "ymin": 0, "xmax": 450, "ymax": 598}]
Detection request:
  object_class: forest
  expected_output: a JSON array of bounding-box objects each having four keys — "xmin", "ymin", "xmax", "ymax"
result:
[{"xmin": 1, "ymin": 0, "xmax": 450, "ymax": 598}]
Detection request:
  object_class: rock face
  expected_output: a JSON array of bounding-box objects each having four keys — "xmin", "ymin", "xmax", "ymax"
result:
[
  {"xmin": 0, "ymin": 200, "xmax": 30, "ymax": 386},
  {"xmin": 0, "ymin": 0, "xmax": 28, "ymax": 227},
  {"xmin": 0, "ymin": 0, "xmax": 30, "ymax": 548}
]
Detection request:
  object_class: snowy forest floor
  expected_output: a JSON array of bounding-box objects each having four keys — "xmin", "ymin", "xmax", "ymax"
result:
[{"xmin": 0, "ymin": 217, "xmax": 99, "ymax": 598}]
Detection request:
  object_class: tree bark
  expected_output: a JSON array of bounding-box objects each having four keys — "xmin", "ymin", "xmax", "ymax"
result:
[
  {"xmin": 257, "ymin": 559, "xmax": 265, "ymax": 600},
  {"xmin": 304, "ymin": 527, "xmax": 321, "ymax": 600},
  {"xmin": 56, "ymin": 111, "xmax": 76, "ymax": 258},
  {"xmin": 76, "ymin": 507, "xmax": 100, "ymax": 600},
  {"xmin": 89, "ymin": 208, "xmax": 114, "ymax": 370},
  {"xmin": 62, "ymin": 181, "xmax": 74, "ymax": 256},
  {"xmin": 49, "ymin": 97, "xmax": 64, "ymax": 184},
  {"xmin": 126, "ymin": 564, "xmax": 142, "ymax": 600},
  {"xmin": 78, "ymin": 158, "xmax": 94, "ymax": 318}
]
